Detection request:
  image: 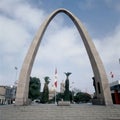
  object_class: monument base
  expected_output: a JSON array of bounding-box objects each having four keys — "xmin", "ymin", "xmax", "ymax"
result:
[
  {"xmin": 92, "ymin": 98, "xmax": 105, "ymax": 105},
  {"xmin": 57, "ymin": 101, "xmax": 70, "ymax": 106},
  {"xmin": 15, "ymin": 98, "xmax": 31, "ymax": 106}
]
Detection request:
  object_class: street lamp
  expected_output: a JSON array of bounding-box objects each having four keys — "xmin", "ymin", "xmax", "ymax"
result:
[{"xmin": 14, "ymin": 66, "xmax": 18, "ymax": 86}]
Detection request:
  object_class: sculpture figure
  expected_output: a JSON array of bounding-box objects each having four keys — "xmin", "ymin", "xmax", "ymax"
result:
[{"xmin": 64, "ymin": 72, "xmax": 72, "ymax": 101}]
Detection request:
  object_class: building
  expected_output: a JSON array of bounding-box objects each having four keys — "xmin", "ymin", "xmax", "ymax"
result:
[
  {"xmin": 60, "ymin": 81, "xmax": 65, "ymax": 93},
  {"xmin": 49, "ymin": 85, "xmax": 55, "ymax": 100},
  {"xmin": 0, "ymin": 86, "xmax": 6, "ymax": 104},
  {"xmin": 110, "ymin": 80, "xmax": 120, "ymax": 104},
  {"xmin": 0, "ymin": 85, "xmax": 16, "ymax": 105}
]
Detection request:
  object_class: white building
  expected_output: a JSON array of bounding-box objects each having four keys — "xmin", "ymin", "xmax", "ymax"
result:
[{"xmin": 60, "ymin": 81, "xmax": 65, "ymax": 93}]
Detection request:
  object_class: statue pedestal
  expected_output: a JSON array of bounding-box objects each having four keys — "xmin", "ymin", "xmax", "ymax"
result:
[
  {"xmin": 92, "ymin": 98, "xmax": 105, "ymax": 105},
  {"xmin": 15, "ymin": 98, "xmax": 32, "ymax": 106},
  {"xmin": 57, "ymin": 101, "xmax": 70, "ymax": 106}
]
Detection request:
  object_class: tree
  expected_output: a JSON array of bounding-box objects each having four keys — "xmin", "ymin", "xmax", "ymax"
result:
[
  {"xmin": 28, "ymin": 77, "xmax": 41, "ymax": 101},
  {"xmin": 72, "ymin": 87, "xmax": 81, "ymax": 95},
  {"xmin": 56, "ymin": 93, "xmax": 64, "ymax": 102},
  {"xmin": 69, "ymin": 90, "xmax": 74, "ymax": 103},
  {"xmin": 74, "ymin": 92, "xmax": 91, "ymax": 103},
  {"xmin": 41, "ymin": 76, "xmax": 50, "ymax": 103}
]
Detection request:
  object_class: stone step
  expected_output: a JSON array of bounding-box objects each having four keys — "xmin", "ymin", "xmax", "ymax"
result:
[{"xmin": 0, "ymin": 104, "xmax": 120, "ymax": 120}]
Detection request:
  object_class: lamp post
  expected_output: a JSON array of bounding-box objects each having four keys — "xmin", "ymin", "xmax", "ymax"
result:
[{"xmin": 14, "ymin": 67, "xmax": 18, "ymax": 86}]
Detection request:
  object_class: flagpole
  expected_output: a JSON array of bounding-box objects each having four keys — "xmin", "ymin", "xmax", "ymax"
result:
[
  {"xmin": 55, "ymin": 88, "xmax": 56, "ymax": 104},
  {"xmin": 54, "ymin": 68, "xmax": 57, "ymax": 105},
  {"xmin": 15, "ymin": 66, "xmax": 18, "ymax": 83}
]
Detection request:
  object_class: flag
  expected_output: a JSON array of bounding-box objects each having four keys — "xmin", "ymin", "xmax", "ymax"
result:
[
  {"xmin": 110, "ymin": 72, "xmax": 114, "ymax": 78},
  {"xmin": 54, "ymin": 68, "xmax": 57, "ymax": 88}
]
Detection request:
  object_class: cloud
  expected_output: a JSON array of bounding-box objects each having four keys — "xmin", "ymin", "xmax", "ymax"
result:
[
  {"xmin": 0, "ymin": 0, "xmax": 47, "ymax": 85},
  {"xmin": 0, "ymin": 16, "xmax": 30, "ymax": 53},
  {"xmin": 0, "ymin": 0, "xmax": 46, "ymax": 30},
  {"xmin": 105, "ymin": 0, "xmax": 120, "ymax": 12},
  {"xmin": 78, "ymin": 0, "xmax": 95, "ymax": 10},
  {"xmin": 94, "ymin": 24, "xmax": 120, "ymax": 81},
  {"xmin": 31, "ymin": 19, "xmax": 94, "ymax": 93},
  {"xmin": 0, "ymin": 0, "xmax": 120, "ymax": 94},
  {"xmin": 0, "ymin": 0, "xmax": 76, "ymax": 87},
  {"xmin": 31, "ymin": 18, "xmax": 120, "ymax": 93},
  {"xmin": 38, "ymin": 27, "xmax": 80, "ymax": 61}
]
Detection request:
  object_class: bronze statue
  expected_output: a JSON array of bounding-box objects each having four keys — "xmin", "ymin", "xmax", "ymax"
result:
[{"xmin": 64, "ymin": 72, "xmax": 72, "ymax": 101}]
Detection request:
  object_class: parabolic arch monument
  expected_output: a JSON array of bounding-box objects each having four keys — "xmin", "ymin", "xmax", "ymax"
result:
[{"xmin": 15, "ymin": 8, "xmax": 113, "ymax": 106}]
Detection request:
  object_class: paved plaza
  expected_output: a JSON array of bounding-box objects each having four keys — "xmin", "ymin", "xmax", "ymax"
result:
[{"xmin": 0, "ymin": 104, "xmax": 120, "ymax": 120}]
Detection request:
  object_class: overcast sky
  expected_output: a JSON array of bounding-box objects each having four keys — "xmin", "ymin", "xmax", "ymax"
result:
[{"xmin": 0, "ymin": 0, "xmax": 120, "ymax": 93}]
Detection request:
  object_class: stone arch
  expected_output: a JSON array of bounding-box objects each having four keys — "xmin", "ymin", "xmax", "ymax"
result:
[{"xmin": 15, "ymin": 8, "xmax": 112, "ymax": 105}]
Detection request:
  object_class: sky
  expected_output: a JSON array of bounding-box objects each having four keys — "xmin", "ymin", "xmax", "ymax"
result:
[{"xmin": 0, "ymin": 0, "xmax": 120, "ymax": 94}]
